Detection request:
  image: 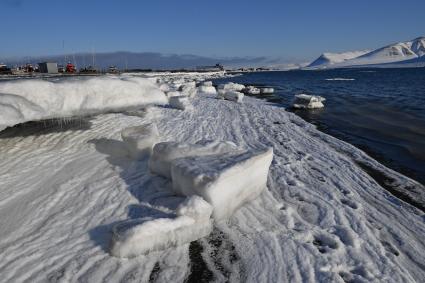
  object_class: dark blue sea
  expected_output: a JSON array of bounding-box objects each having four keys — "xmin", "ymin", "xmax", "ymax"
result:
[{"xmin": 213, "ymin": 68, "xmax": 425, "ymax": 185}]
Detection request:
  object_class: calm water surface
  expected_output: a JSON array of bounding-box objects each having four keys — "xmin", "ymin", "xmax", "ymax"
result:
[{"xmin": 213, "ymin": 68, "xmax": 425, "ymax": 185}]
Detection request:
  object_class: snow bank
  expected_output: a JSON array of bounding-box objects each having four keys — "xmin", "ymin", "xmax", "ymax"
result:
[
  {"xmin": 292, "ymin": 94, "xmax": 326, "ymax": 109},
  {"xmin": 171, "ymin": 148, "xmax": 273, "ymax": 220},
  {"xmin": 149, "ymin": 140, "xmax": 239, "ymax": 179},
  {"xmin": 169, "ymin": 96, "xmax": 193, "ymax": 111},
  {"xmin": 121, "ymin": 123, "xmax": 159, "ymax": 159},
  {"xmin": 111, "ymin": 196, "xmax": 213, "ymax": 258},
  {"xmin": 0, "ymin": 76, "xmax": 167, "ymax": 131}
]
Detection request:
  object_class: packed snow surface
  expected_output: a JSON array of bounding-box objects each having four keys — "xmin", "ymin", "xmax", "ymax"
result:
[
  {"xmin": 0, "ymin": 72, "xmax": 424, "ymax": 282},
  {"xmin": 171, "ymin": 148, "xmax": 273, "ymax": 220},
  {"xmin": 0, "ymin": 75, "xmax": 167, "ymax": 131}
]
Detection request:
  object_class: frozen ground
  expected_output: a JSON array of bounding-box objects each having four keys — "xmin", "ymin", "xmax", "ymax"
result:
[{"xmin": 0, "ymin": 72, "xmax": 424, "ymax": 282}]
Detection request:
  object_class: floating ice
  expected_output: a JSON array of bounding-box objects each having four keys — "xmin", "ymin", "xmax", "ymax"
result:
[
  {"xmin": 121, "ymin": 123, "xmax": 159, "ymax": 159},
  {"xmin": 0, "ymin": 76, "xmax": 167, "ymax": 131},
  {"xmin": 260, "ymin": 88, "xmax": 274, "ymax": 94},
  {"xmin": 292, "ymin": 94, "xmax": 326, "ymax": 109},
  {"xmin": 149, "ymin": 140, "xmax": 239, "ymax": 179},
  {"xmin": 243, "ymin": 86, "xmax": 261, "ymax": 95},
  {"xmin": 325, "ymin": 78, "xmax": 355, "ymax": 81},
  {"xmin": 171, "ymin": 147, "xmax": 273, "ymax": 220},
  {"xmin": 111, "ymin": 196, "xmax": 213, "ymax": 258},
  {"xmin": 169, "ymin": 96, "xmax": 193, "ymax": 111}
]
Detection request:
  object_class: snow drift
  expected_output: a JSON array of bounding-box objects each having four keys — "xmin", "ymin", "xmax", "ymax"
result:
[{"xmin": 0, "ymin": 76, "xmax": 168, "ymax": 131}]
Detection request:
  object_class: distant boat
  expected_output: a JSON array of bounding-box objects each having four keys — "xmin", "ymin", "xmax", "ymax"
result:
[
  {"xmin": 79, "ymin": 65, "xmax": 97, "ymax": 74},
  {"xmin": 65, "ymin": 62, "xmax": 76, "ymax": 73},
  {"xmin": 108, "ymin": 66, "xmax": 119, "ymax": 74}
]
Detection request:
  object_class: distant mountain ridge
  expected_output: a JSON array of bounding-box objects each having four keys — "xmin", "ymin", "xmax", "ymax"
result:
[
  {"xmin": 307, "ymin": 36, "xmax": 425, "ymax": 69},
  {"xmin": 1, "ymin": 52, "xmax": 274, "ymax": 70},
  {"xmin": 308, "ymin": 50, "xmax": 371, "ymax": 67}
]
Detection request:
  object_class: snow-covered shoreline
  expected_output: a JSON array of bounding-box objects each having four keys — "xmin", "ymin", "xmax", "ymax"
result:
[{"xmin": 0, "ymin": 72, "xmax": 424, "ymax": 282}]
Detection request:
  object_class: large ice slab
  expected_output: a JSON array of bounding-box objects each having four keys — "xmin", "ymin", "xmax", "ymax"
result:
[
  {"xmin": 0, "ymin": 76, "xmax": 167, "ymax": 131},
  {"xmin": 149, "ymin": 140, "xmax": 239, "ymax": 179},
  {"xmin": 111, "ymin": 196, "xmax": 213, "ymax": 258},
  {"xmin": 121, "ymin": 123, "xmax": 159, "ymax": 159},
  {"xmin": 292, "ymin": 94, "xmax": 326, "ymax": 109},
  {"xmin": 218, "ymin": 82, "xmax": 245, "ymax": 92},
  {"xmin": 169, "ymin": 96, "xmax": 193, "ymax": 111},
  {"xmin": 197, "ymin": 81, "xmax": 217, "ymax": 95},
  {"xmin": 218, "ymin": 90, "xmax": 244, "ymax": 103},
  {"xmin": 171, "ymin": 148, "xmax": 273, "ymax": 220},
  {"xmin": 179, "ymin": 82, "xmax": 197, "ymax": 98}
]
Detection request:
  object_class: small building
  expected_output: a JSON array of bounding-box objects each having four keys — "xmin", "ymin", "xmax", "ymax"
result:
[
  {"xmin": 0, "ymin": 64, "xmax": 12, "ymax": 75},
  {"xmin": 38, "ymin": 62, "xmax": 58, "ymax": 73}
]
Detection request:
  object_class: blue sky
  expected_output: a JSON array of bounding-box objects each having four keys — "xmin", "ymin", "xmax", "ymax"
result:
[{"xmin": 1, "ymin": 0, "xmax": 424, "ymax": 62}]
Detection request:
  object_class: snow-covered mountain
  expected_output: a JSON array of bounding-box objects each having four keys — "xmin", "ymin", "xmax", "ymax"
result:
[
  {"xmin": 308, "ymin": 50, "xmax": 370, "ymax": 67},
  {"xmin": 307, "ymin": 36, "xmax": 425, "ymax": 68}
]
